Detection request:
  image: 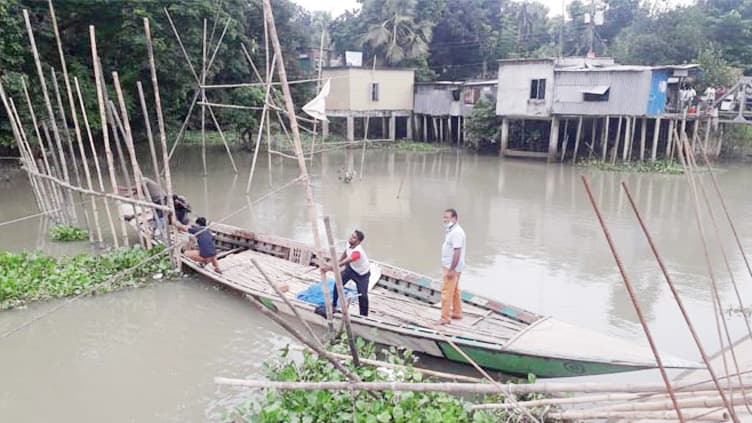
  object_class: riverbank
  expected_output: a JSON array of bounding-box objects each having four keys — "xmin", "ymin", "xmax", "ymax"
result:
[{"xmin": 0, "ymin": 246, "xmax": 174, "ymax": 310}]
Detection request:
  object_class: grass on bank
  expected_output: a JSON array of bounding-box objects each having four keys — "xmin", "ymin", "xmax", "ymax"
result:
[
  {"xmin": 576, "ymin": 158, "xmax": 684, "ymax": 175},
  {"xmin": 0, "ymin": 246, "xmax": 174, "ymax": 310},
  {"xmin": 49, "ymin": 225, "xmax": 88, "ymax": 242},
  {"xmin": 172, "ymin": 129, "xmax": 450, "ymax": 154},
  {"xmin": 228, "ymin": 338, "xmax": 556, "ymax": 423}
]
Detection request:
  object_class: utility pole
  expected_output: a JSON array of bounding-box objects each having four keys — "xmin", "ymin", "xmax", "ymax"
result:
[
  {"xmin": 559, "ymin": 0, "xmax": 565, "ymax": 57},
  {"xmin": 587, "ymin": 0, "xmax": 596, "ymax": 56}
]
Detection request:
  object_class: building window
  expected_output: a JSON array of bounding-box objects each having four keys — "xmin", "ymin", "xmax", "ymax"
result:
[
  {"xmin": 530, "ymin": 79, "xmax": 546, "ymax": 100},
  {"xmin": 451, "ymin": 89, "xmax": 461, "ymax": 101},
  {"xmin": 583, "ymin": 86, "xmax": 610, "ymax": 102},
  {"xmin": 370, "ymin": 82, "xmax": 379, "ymax": 102}
]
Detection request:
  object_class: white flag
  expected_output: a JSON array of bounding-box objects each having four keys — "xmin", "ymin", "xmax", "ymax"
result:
[{"xmin": 302, "ymin": 79, "xmax": 331, "ymax": 121}]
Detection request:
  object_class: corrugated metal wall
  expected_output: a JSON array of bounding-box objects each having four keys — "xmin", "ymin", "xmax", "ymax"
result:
[
  {"xmin": 553, "ymin": 70, "xmax": 652, "ymax": 116},
  {"xmin": 413, "ymin": 85, "xmax": 462, "ymax": 116}
]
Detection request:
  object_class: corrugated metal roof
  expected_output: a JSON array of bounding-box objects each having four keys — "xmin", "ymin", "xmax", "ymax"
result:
[{"xmin": 580, "ymin": 85, "xmax": 610, "ymax": 95}]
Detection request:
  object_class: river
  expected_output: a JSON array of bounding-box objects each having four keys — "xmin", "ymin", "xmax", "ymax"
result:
[{"xmin": 1, "ymin": 146, "xmax": 751, "ymax": 421}]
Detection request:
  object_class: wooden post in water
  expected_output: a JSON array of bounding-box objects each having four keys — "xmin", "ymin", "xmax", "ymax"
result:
[
  {"xmin": 601, "ymin": 116, "xmax": 610, "ymax": 161},
  {"xmin": 107, "ymin": 100, "xmax": 134, "ymax": 191},
  {"xmin": 560, "ymin": 119, "xmax": 569, "ymax": 161},
  {"xmin": 144, "ymin": 18, "xmax": 178, "ymax": 268},
  {"xmin": 359, "ymin": 116, "xmax": 369, "ymax": 179},
  {"xmin": 547, "ymin": 117, "xmax": 559, "ymax": 162},
  {"xmin": 262, "ymin": 0, "xmax": 335, "ymax": 332},
  {"xmin": 90, "ymin": 26, "xmax": 130, "ymax": 247},
  {"xmin": 622, "ymin": 117, "xmax": 631, "ymax": 162},
  {"xmin": 651, "ymin": 118, "xmax": 661, "ymax": 162},
  {"xmin": 666, "ymin": 119, "xmax": 675, "ymax": 159},
  {"xmin": 500, "ymin": 118, "xmax": 509, "ymax": 156},
  {"xmin": 75, "ymin": 77, "xmax": 117, "ymax": 247},
  {"xmin": 639, "ymin": 117, "xmax": 647, "ymax": 161},
  {"xmin": 41, "ymin": 122, "xmax": 71, "ymax": 222},
  {"xmin": 422, "ymin": 115, "xmax": 427, "ymax": 141},
  {"xmin": 611, "ymin": 116, "xmax": 622, "ymax": 164},
  {"xmin": 589, "ymin": 118, "xmax": 597, "ymax": 159},
  {"xmin": 323, "ymin": 216, "xmax": 361, "ymax": 367},
  {"xmin": 573, "ymin": 116, "xmax": 583, "ymax": 162},
  {"xmin": 113, "ymin": 72, "xmax": 152, "ymax": 248}
]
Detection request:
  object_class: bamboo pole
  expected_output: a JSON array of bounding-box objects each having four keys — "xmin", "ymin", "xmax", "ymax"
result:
[
  {"xmin": 201, "ymin": 19, "xmax": 208, "ymax": 176},
  {"xmin": 622, "ymin": 182, "xmax": 740, "ymax": 420},
  {"xmin": 262, "ymin": 0, "xmax": 334, "ymax": 332},
  {"xmin": 49, "ymin": 0, "xmax": 103, "ymax": 242},
  {"xmin": 24, "ymin": 10, "xmax": 77, "ymax": 224},
  {"xmin": 206, "ymin": 106, "xmax": 238, "ymax": 173},
  {"xmin": 25, "ymin": 167, "xmax": 171, "ymax": 212},
  {"xmin": 674, "ymin": 131, "xmax": 742, "ymax": 423},
  {"xmin": 594, "ymin": 392, "xmax": 752, "ymax": 413},
  {"xmin": 1, "ymin": 87, "xmax": 47, "ymax": 216},
  {"xmin": 667, "ymin": 119, "xmax": 675, "ymax": 159},
  {"xmin": 143, "ymin": 18, "xmax": 177, "ymax": 268},
  {"xmin": 308, "ymin": 28, "xmax": 326, "ymax": 161},
  {"xmin": 90, "ymin": 26, "xmax": 130, "ymax": 247},
  {"xmin": 243, "ymin": 294, "xmax": 366, "ymax": 386},
  {"xmin": 41, "ymin": 122, "xmax": 71, "ymax": 223},
  {"xmin": 548, "ymin": 408, "xmax": 727, "ymax": 421},
  {"xmin": 582, "ymin": 176, "xmax": 685, "ymax": 422},
  {"xmin": 50, "ymin": 67, "xmax": 96, "ymax": 241},
  {"xmin": 294, "ymin": 347, "xmax": 483, "ymax": 383},
  {"xmin": 112, "ymin": 72, "xmax": 152, "ymax": 248},
  {"xmin": 136, "ymin": 82, "xmax": 162, "ymax": 185},
  {"xmin": 75, "ymin": 77, "xmax": 118, "ymax": 248},
  {"xmin": 20, "ymin": 79, "xmax": 65, "ymax": 223},
  {"xmin": 359, "ymin": 116, "xmax": 369, "ymax": 179},
  {"xmin": 323, "ymin": 216, "xmax": 360, "ymax": 366},
  {"xmin": 106, "ymin": 100, "xmax": 133, "ymax": 193},
  {"xmin": 250, "ymin": 259, "xmax": 321, "ymax": 345},
  {"xmin": 214, "ymin": 379, "xmax": 752, "ymax": 395},
  {"xmin": 246, "ymin": 53, "xmax": 278, "ymax": 192}
]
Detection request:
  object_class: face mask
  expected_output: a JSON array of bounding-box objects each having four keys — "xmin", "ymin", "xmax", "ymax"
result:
[{"xmin": 444, "ymin": 222, "xmax": 453, "ymax": 229}]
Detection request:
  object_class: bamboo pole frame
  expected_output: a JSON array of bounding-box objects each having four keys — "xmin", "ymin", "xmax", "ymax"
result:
[
  {"xmin": 136, "ymin": 82, "xmax": 162, "ymax": 185},
  {"xmin": 74, "ymin": 77, "xmax": 118, "ymax": 247},
  {"xmin": 90, "ymin": 26, "xmax": 130, "ymax": 247}
]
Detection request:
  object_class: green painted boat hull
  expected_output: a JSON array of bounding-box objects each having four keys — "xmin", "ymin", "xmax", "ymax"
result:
[{"xmin": 437, "ymin": 342, "xmax": 649, "ymax": 378}]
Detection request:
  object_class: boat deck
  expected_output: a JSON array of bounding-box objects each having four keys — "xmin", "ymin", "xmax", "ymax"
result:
[{"xmin": 216, "ymin": 249, "xmax": 527, "ymax": 345}]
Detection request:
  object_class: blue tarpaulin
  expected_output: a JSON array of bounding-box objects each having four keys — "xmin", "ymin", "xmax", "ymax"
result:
[{"xmin": 296, "ymin": 278, "xmax": 358, "ymax": 308}]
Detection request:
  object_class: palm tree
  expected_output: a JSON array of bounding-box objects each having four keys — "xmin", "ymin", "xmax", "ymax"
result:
[{"xmin": 359, "ymin": 0, "xmax": 433, "ymax": 65}]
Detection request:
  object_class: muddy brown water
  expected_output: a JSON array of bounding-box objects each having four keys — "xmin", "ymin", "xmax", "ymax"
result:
[{"xmin": 1, "ymin": 146, "xmax": 751, "ymax": 421}]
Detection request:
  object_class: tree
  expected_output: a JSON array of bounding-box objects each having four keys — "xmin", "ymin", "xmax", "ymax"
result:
[{"xmin": 358, "ymin": 0, "xmax": 434, "ymax": 66}]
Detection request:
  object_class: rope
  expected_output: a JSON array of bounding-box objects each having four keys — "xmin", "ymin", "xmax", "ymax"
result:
[{"xmin": 0, "ymin": 208, "xmax": 60, "ymax": 228}]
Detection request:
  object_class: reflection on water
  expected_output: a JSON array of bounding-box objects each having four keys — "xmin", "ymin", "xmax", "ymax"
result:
[{"xmin": 1, "ymin": 146, "xmax": 752, "ymax": 420}]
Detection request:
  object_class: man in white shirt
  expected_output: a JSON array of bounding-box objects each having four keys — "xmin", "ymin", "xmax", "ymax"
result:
[
  {"xmin": 438, "ymin": 208, "xmax": 466, "ymax": 325},
  {"xmin": 322, "ymin": 230, "xmax": 371, "ymax": 316}
]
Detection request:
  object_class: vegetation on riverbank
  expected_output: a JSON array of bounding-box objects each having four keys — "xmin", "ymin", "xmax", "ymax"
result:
[
  {"xmin": 49, "ymin": 225, "xmax": 88, "ymax": 242},
  {"xmin": 576, "ymin": 159, "xmax": 684, "ymax": 175},
  {"xmin": 227, "ymin": 338, "xmax": 555, "ymax": 422},
  {"xmin": 0, "ymin": 246, "xmax": 174, "ymax": 310}
]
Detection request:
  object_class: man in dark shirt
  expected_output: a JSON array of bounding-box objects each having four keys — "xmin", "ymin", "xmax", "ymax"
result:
[
  {"xmin": 178, "ymin": 217, "xmax": 221, "ymax": 273},
  {"xmin": 172, "ymin": 194, "xmax": 192, "ymax": 225}
]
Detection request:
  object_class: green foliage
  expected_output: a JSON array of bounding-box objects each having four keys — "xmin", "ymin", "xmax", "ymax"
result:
[
  {"xmin": 359, "ymin": 0, "xmax": 435, "ymax": 66},
  {"xmin": 388, "ymin": 140, "xmax": 449, "ymax": 152},
  {"xmin": 49, "ymin": 225, "xmax": 88, "ymax": 242},
  {"xmin": 576, "ymin": 159, "xmax": 684, "ymax": 175},
  {"xmin": 0, "ymin": 246, "xmax": 174, "ymax": 310},
  {"xmin": 465, "ymin": 98, "xmax": 501, "ymax": 152},
  {"xmin": 696, "ymin": 46, "xmax": 742, "ymax": 91},
  {"xmin": 229, "ymin": 339, "xmax": 495, "ymax": 422}
]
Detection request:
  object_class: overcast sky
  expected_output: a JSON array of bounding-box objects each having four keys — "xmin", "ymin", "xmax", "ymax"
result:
[{"xmin": 291, "ymin": 0, "xmax": 694, "ymax": 20}]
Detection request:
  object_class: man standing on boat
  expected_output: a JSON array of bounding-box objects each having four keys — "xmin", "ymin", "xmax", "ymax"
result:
[
  {"xmin": 322, "ymin": 230, "xmax": 371, "ymax": 316},
  {"xmin": 438, "ymin": 208, "xmax": 466, "ymax": 325}
]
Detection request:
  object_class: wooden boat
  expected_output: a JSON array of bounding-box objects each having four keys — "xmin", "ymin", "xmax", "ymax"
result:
[{"xmin": 121, "ymin": 206, "xmax": 701, "ymax": 378}]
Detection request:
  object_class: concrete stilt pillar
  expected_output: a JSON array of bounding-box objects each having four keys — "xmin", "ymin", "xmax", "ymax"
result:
[
  {"xmin": 322, "ymin": 120, "xmax": 329, "ymax": 140},
  {"xmin": 500, "ymin": 118, "xmax": 509, "ymax": 156},
  {"xmin": 389, "ymin": 114, "xmax": 396, "ymax": 140},
  {"xmin": 346, "ymin": 115, "xmax": 354, "ymax": 141},
  {"xmin": 651, "ymin": 117, "xmax": 661, "ymax": 162},
  {"xmin": 381, "ymin": 117, "xmax": 387, "ymax": 138},
  {"xmin": 406, "ymin": 114, "xmax": 413, "ymax": 140},
  {"xmin": 422, "ymin": 115, "xmax": 427, "ymax": 141},
  {"xmin": 547, "ymin": 117, "xmax": 560, "ymax": 162}
]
